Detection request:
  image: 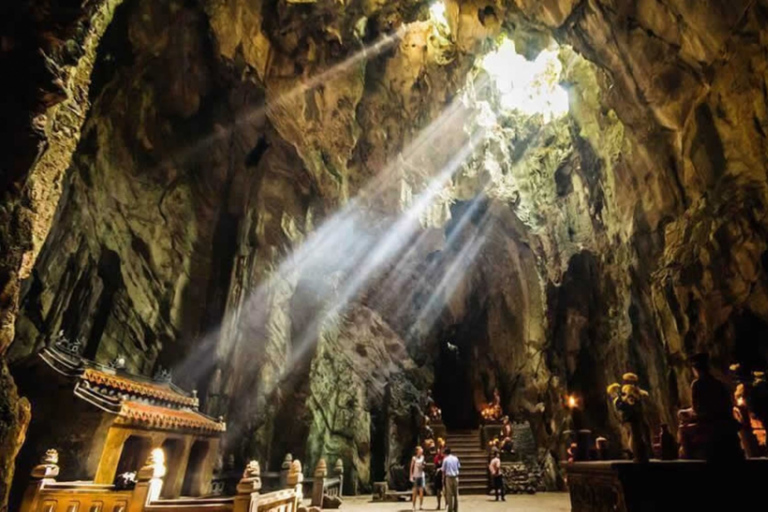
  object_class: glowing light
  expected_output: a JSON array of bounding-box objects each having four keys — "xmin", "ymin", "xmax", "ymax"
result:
[
  {"xmin": 482, "ymin": 39, "xmax": 569, "ymax": 121},
  {"xmin": 430, "ymin": 1, "xmax": 448, "ymax": 27},
  {"xmin": 567, "ymin": 395, "xmax": 578, "ymax": 409},
  {"xmin": 737, "ymin": 396, "xmax": 746, "ymax": 407}
]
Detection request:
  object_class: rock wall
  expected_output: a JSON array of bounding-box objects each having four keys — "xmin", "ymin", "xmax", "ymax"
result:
[{"xmin": 4, "ymin": 0, "xmax": 768, "ymax": 504}]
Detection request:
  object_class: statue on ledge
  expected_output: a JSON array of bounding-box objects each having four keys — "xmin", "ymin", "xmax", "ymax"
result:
[
  {"xmin": 607, "ymin": 372, "xmax": 651, "ymax": 463},
  {"xmin": 425, "ymin": 390, "xmax": 442, "ymax": 423},
  {"xmin": 500, "ymin": 416, "xmax": 514, "ymax": 453},
  {"xmin": 678, "ymin": 353, "xmax": 743, "ymax": 462},
  {"xmin": 733, "ymin": 383, "xmax": 761, "ymax": 457}
]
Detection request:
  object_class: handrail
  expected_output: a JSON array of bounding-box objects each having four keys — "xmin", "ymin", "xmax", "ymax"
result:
[{"xmin": 20, "ymin": 449, "xmax": 304, "ymax": 512}]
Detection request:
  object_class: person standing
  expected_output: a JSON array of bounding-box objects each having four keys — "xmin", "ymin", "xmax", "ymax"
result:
[
  {"xmin": 410, "ymin": 446, "xmax": 426, "ymax": 510},
  {"xmin": 441, "ymin": 448, "xmax": 460, "ymax": 512},
  {"xmin": 433, "ymin": 446, "xmax": 445, "ymax": 510},
  {"xmin": 489, "ymin": 450, "xmax": 504, "ymax": 501}
]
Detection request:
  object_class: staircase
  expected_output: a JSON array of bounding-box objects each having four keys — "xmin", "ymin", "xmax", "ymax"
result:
[{"xmin": 445, "ymin": 430, "xmax": 488, "ymax": 495}]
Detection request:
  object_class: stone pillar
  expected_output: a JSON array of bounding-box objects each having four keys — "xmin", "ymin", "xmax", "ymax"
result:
[
  {"xmin": 311, "ymin": 459, "xmax": 327, "ymax": 506},
  {"xmin": 129, "ymin": 449, "xmax": 166, "ymax": 512},
  {"xmin": 19, "ymin": 450, "xmax": 59, "ymax": 512},
  {"xmin": 233, "ymin": 461, "xmax": 261, "ymax": 512},
  {"xmin": 334, "ymin": 459, "xmax": 344, "ymax": 496},
  {"xmin": 160, "ymin": 436, "xmax": 193, "ymax": 499},
  {"xmin": 287, "ymin": 459, "xmax": 304, "ymax": 501},
  {"xmin": 279, "ymin": 453, "xmax": 293, "ymax": 489},
  {"xmin": 94, "ymin": 426, "xmax": 131, "ymax": 483}
]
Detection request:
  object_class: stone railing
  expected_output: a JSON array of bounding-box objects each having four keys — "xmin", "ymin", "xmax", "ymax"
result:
[
  {"xmin": 308, "ymin": 458, "xmax": 344, "ymax": 507},
  {"xmin": 19, "ymin": 449, "xmax": 304, "ymax": 512}
]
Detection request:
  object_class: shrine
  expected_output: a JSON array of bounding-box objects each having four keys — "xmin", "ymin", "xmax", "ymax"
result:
[{"xmin": 12, "ymin": 340, "xmax": 224, "ymax": 502}]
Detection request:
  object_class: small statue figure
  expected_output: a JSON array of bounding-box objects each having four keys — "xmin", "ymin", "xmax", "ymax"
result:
[
  {"xmin": 425, "ymin": 390, "xmax": 442, "ymax": 423},
  {"xmin": 423, "ymin": 437, "xmax": 436, "ymax": 456},
  {"xmin": 109, "ymin": 354, "xmax": 127, "ymax": 370},
  {"xmin": 500, "ymin": 416, "xmax": 514, "ymax": 453},
  {"xmin": 566, "ymin": 442, "xmax": 578, "ymax": 463},
  {"xmin": 54, "ymin": 331, "xmax": 83, "ymax": 356},
  {"xmin": 420, "ymin": 415, "xmax": 434, "ymax": 441},
  {"xmin": 677, "ymin": 353, "xmax": 743, "ymax": 462},
  {"xmin": 153, "ymin": 365, "xmax": 172, "ymax": 383},
  {"xmin": 607, "ymin": 372, "xmax": 652, "ymax": 463},
  {"xmin": 659, "ymin": 424, "xmax": 678, "ymax": 460},
  {"xmin": 114, "ymin": 472, "xmax": 137, "ymax": 490},
  {"xmin": 594, "ymin": 437, "xmax": 609, "ymax": 460},
  {"xmin": 733, "ymin": 383, "xmax": 761, "ymax": 457},
  {"xmin": 750, "ymin": 371, "xmax": 768, "ymax": 436}
]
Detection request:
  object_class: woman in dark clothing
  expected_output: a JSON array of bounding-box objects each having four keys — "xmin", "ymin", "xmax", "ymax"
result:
[{"xmin": 433, "ymin": 447, "xmax": 445, "ymax": 510}]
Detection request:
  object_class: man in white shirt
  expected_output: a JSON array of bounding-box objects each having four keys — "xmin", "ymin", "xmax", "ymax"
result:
[{"xmin": 441, "ymin": 448, "xmax": 461, "ymax": 512}]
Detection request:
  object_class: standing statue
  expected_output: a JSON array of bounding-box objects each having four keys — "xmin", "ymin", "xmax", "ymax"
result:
[
  {"xmin": 607, "ymin": 373, "xmax": 652, "ymax": 463},
  {"xmin": 733, "ymin": 383, "xmax": 761, "ymax": 457},
  {"xmin": 677, "ymin": 353, "xmax": 743, "ymax": 461}
]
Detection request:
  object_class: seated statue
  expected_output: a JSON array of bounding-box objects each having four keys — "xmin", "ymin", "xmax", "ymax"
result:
[
  {"xmin": 678, "ymin": 353, "xmax": 743, "ymax": 462},
  {"xmin": 420, "ymin": 415, "xmax": 434, "ymax": 441},
  {"xmin": 500, "ymin": 416, "xmax": 514, "ymax": 453},
  {"xmin": 425, "ymin": 391, "xmax": 442, "ymax": 423}
]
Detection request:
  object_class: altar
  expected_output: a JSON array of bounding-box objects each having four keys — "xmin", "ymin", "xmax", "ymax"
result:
[{"xmin": 566, "ymin": 459, "xmax": 768, "ymax": 511}]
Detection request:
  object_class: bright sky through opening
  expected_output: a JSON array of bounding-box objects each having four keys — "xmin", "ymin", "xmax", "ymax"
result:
[
  {"xmin": 482, "ymin": 39, "xmax": 569, "ymax": 122},
  {"xmin": 430, "ymin": 1, "xmax": 448, "ymax": 26}
]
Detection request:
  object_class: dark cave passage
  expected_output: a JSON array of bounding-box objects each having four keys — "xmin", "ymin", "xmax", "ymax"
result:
[{"xmin": 434, "ymin": 325, "xmax": 480, "ymax": 430}]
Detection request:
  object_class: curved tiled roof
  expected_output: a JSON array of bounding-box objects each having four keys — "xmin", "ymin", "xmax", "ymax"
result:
[
  {"xmin": 117, "ymin": 401, "xmax": 226, "ymax": 434},
  {"xmin": 82, "ymin": 368, "xmax": 198, "ymax": 408}
]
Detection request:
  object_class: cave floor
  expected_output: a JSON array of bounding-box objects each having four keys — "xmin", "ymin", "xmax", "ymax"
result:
[{"xmin": 338, "ymin": 493, "xmax": 571, "ymax": 511}]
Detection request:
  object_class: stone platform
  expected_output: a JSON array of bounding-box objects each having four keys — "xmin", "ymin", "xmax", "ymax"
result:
[
  {"xmin": 566, "ymin": 459, "xmax": 768, "ymax": 512},
  {"xmin": 344, "ymin": 493, "xmax": 570, "ymax": 511}
]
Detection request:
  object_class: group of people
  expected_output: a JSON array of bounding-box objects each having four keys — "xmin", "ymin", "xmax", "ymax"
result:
[
  {"xmin": 409, "ymin": 445, "xmax": 504, "ymax": 511},
  {"xmin": 409, "ymin": 446, "xmax": 461, "ymax": 511}
]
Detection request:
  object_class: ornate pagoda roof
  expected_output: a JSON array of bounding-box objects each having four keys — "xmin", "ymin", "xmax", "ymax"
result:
[
  {"xmin": 116, "ymin": 401, "xmax": 225, "ymax": 433},
  {"xmin": 39, "ymin": 343, "xmax": 225, "ymax": 436},
  {"xmin": 80, "ymin": 368, "xmax": 199, "ymax": 408}
]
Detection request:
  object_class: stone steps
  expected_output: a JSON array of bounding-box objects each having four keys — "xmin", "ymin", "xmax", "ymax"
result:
[{"xmin": 445, "ymin": 430, "xmax": 489, "ymax": 495}]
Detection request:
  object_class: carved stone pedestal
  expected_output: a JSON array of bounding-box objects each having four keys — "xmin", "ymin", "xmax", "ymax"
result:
[{"xmin": 566, "ymin": 459, "xmax": 768, "ymax": 512}]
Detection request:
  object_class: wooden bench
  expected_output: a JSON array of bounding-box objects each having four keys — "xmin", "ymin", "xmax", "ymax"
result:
[{"xmin": 20, "ymin": 449, "xmax": 304, "ymax": 512}]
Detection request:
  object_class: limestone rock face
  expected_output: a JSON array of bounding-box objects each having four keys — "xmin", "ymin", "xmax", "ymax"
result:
[{"xmin": 5, "ymin": 0, "xmax": 768, "ymax": 503}]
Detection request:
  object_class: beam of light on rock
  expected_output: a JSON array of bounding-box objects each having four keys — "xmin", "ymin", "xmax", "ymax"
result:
[
  {"xmin": 406, "ymin": 208, "xmax": 494, "ymax": 339},
  {"xmin": 171, "ymin": 96, "xmax": 481, "ymax": 381},
  {"xmin": 155, "ymin": 28, "xmax": 406, "ymax": 171}
]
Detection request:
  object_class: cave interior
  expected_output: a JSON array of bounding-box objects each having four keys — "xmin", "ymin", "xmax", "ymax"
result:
[{"xmin": 4, "ymin": 0, "xmax": 768, "ymax": 509}]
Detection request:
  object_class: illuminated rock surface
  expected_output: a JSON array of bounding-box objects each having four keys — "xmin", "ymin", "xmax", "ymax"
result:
[{"xmin": 2, "ymin": 0, "xmax": 768, "ymax": 505}]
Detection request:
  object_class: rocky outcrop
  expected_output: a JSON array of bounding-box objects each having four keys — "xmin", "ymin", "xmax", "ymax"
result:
[{"xmin": 5, "ymin": 0, "xmax": 768, "ymax": 504}]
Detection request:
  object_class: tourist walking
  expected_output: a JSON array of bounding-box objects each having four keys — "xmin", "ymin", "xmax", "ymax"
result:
[
  {"xmin": 441, "ymin": 448, "xmax": 460, "ymax": 512},
  {"xmin": 433, "ymin": 445, "xmax": 445, "ymax": 509},
  {"xmin": 410, "ymin": 446, "xmax": 426, "ymax": 510},
  {"xmin": 489, "ymin": 450, "xmax": 505, "ymax": 501}
]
